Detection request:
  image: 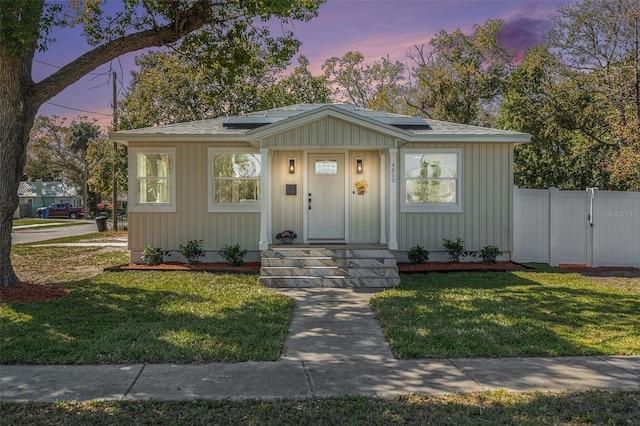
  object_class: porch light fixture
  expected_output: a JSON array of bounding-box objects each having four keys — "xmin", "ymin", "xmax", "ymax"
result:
[
  {"xmin": 288, "ymin": 158, "xmax": 296, "ymax": 174},
  {"xmin": 356, "ymin": 158, "xmax": 364, "ymax": 174}
]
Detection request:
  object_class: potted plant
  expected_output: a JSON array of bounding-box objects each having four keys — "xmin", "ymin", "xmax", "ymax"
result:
[{"xmin": 275, "ymin": 230, "xmax": 297, "ymax": 244}]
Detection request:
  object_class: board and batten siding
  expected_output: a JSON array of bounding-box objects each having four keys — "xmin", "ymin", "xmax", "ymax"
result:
[
  {"xmin": 270, "ymin": 150, "xmax": 304, "ymax": 241},
  {"xmin": 397, "ymin": 142, "xmax": 514, "ymax": 253},
  {"xmin": 348, "ymin": 150, "xmax": 381, "ymax": 243},
  {"xmin": 261, "ymin": 117, "xmax": 395, "ymax": 148},
  {"xmin": 128, "ymin": 141, "xmax": 259, "ymax": 257}
]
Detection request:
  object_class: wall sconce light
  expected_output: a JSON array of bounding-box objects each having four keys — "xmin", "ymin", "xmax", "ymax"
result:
[
  {"xmin": 289, "ymin": 158, "xmax": 296, "ymax": 174},
  {"xmin": 356, "ymin": 158, "xmax": 363, "ymax": 174}
]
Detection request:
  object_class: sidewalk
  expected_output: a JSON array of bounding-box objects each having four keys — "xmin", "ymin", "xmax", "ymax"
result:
[{"xmin": 1, "ymin": 289, "xmax": 639, "ymax": 402}]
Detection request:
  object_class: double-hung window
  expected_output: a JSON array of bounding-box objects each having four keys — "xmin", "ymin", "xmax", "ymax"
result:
[
  {"xmin": 401, "ymin": 149, "xmax": 462, "ymax": 213},
  {"xmin": 129, "ymin": 148, "xmax": 176, "ymax": 212},
  {"xmin": 208, "ymin": 149, "xmax": 261, "ymax": 212}
]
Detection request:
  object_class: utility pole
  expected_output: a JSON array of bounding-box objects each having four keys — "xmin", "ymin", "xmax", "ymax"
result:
[{"xmin": 112, "ymin": 71, "xmax": 118, "ymax": 231}]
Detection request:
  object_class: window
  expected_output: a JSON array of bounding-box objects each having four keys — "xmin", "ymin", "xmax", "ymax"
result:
[
  {"xmin": 209, "ymin": 149, "xmax": 261, "ymax": 212},
  {"xmin": 315, "ymin": 160, "xmax": 338, "ymax": 175},
  {"xmin": 129, "ymin": 148, "xmax": 176, "ymax": 212},
  {"xmin": 401, "ymin": 149, "xmax": 462, "ymax": 213}
]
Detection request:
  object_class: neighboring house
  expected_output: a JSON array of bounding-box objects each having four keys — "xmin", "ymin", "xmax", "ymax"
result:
[
  {"xmin": 110, "ymin": 104, "xmax": 531, "ymax": 263},
  {"xmin": 17, "ymin": 180, "xmax": 82, "ymax": 217}
]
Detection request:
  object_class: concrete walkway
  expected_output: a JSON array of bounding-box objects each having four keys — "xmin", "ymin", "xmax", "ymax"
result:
[{"xmin": 1, "ymin": 289, "xmax": 639, "ymax": 402}]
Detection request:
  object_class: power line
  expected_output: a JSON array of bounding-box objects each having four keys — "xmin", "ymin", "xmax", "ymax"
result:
[
  {"xmin": 34, "ymin": 59, "xmax": 106, "ymax": 76},
  {"xmin": 45, "ymin": 101, "xmax": 113, "ymax": 117}
]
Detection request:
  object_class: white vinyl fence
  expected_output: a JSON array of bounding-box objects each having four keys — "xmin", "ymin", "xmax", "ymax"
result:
[{"xmin": 513, "ymin": 187, "xmax": 640, "ymax": 267}]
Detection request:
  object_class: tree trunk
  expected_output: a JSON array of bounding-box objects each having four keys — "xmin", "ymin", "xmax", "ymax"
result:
[
  {"xmin": 83, "ymin": 160, "xmax": 88, "ymax": 220},
  {"xmin": 0, "ymin": 0, "xmax": 214, "ymax": 288},
  {"xmin": 0, "ymin": 52, "xmax": 38, "ymax": 287}
]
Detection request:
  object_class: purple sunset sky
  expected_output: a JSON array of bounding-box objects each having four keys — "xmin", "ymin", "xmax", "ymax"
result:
[{"xmin": 34, "ymin": 0, "xmax": 571, "ymax": 129}]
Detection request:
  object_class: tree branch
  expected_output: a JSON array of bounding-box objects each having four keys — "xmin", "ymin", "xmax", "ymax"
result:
[{"xmin": 32, "ymin": 0, "xmax": 213, "ymax": 105}]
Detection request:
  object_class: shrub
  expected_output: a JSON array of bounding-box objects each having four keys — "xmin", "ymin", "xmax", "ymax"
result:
[
  {"xmin": 408, "ymin": 244, "xmax": 429, "ymax": 265},
  {"xmin": 179, "ymin": 240, "xmax": 204, "ymax": 265},
  {"xmin": 443, "ymin": 238, "xmax": 465, "ymax": 263},
  {"xmin": 218, "ymin": 244, "xmax": 247, "ymax": 266},
  {"xmin": 480, "ymin": 245, "xmax": 502, "ymax": 264},
  {"xmin": 141, "ymin": 245, "xmax": 163, "ymax": 266}
]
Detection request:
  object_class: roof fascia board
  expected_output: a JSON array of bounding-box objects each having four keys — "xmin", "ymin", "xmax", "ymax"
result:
[
  {"xmin": 109, "ymin": 133, "xmax": 248, "ymax": 145},
  {"xmin": 246, "ymin": 105, "xmax": 412, "ymax": 141},
  {"xmin": 410, "ymin": 134, "xmax": 532, "ymax": 143}
]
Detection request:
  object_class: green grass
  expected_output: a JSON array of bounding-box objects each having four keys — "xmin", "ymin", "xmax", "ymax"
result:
[
  {"xmin": 1, "ymin": 390, "xmax": 638, "ymax": 425},
  {"xmin": 370, "ymin": 268, "xmax": 640, "ymax": 358},
  {"xmin": 11, "ymin": 245, "xmax": 130, "ymax": 283},
  {"xmin": 0, "ymin": 272, "xmax": 294, "ymax": 363}
]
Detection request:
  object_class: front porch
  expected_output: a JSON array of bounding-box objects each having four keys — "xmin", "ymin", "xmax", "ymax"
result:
[{"xmin": 259, "ymin": 245, "xmax": 400, "ymax": 288}]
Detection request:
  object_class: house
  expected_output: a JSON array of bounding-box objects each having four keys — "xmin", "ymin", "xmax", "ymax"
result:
[
  {"xmin": 110, "ymin": 104, "xmax": 531, "ymax": 271},
  {"xmin": 16, "ymin": 180, "xmax": 82, "ymax": 217}
]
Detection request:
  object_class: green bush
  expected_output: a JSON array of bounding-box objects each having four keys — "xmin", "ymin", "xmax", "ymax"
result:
[
  {"xmin": 442, "ymin": 238, "xmax": 465, "ymax": 263},
  {"xmin": 141, "ymin": 245, "xmax": 163, "ymax": 266},
  {"xmin": 408, "ymin": 244, "xmax": 429, "ymax": 265},
  {"xmin": 218, "ymin": 244, "xmax": 247, "ymax": 266},
  {"xmin": 179, "ymin": 240, "xmax": 204, "ymax": 265},
  {"xmin": 480, "ymin": 245, "xmax": 502, "ymax": 264}
]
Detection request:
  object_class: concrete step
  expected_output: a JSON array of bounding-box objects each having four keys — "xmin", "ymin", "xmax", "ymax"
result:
[
  {"xmin": 259, "ymin": 276, "xmax": 400, "ymax": 288},
  {"xmin": 260, "ymin": 247, "xmax": 400, "ymax": 288}
]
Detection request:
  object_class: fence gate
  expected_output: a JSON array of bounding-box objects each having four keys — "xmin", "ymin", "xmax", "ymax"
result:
[{"xmin": 513, "ymin": 187, "xmax": 640, "ymax": 267}]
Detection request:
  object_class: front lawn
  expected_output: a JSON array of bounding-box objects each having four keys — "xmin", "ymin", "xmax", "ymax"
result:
[
  {"xmin": 1, "ymin": 390, "xmax": 638, "ymax": 425},
  {"xmin": 370, "ymin": 268, "xmax": 640, "ymax": 358},
  {"xmin": 0, "ymin": 272, "xmax": 294, "ymax": 364}
]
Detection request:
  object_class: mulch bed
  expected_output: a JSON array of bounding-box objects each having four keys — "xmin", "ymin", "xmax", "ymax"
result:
[
  {"xmin": 105, "ymin": 261, "xmax": 261, "ymax": 274},
  {"xmin": 0, "ymin": 282, "xmax": 70, "ymax": 304},
  {"xmin": 2, "ymin": 262, "xmax": 526, "ymax": 304},
  {"xmin": 398, "ymin": 261, "xmax": 526, "ymax": 273}
]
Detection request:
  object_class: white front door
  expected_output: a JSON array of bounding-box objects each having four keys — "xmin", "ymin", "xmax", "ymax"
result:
[{"xmin": 307, "ymin": 153, "xmax": 345, "ymax": 241}]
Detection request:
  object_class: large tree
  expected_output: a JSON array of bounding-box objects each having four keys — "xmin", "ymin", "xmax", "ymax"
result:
[
  {"xmin": 69, "ymin": 120, "xmax": 101, "ymax": 217},
  {"xmin": 548, "ymin": 0, "xmax": 640, "ymax": 191},
  {"xmin": 0, "ymin": 0, "xmax": 322, "ymax": 287},
  {"xmin": 23, "ymin": 115, "xmax": 70, "ymax": 182},
  {"xmin": 500, "ymin": 0, "xmax": 640, "ymax": 191},
  {"xmin": 409, "ymin": 19, "xmax": 514, "ymax": 125},
  {"xmin": 87, "ymin": 134, "xmax": 127, "ymax": 203},
  {"xmin": 262, "ymin": 55, "xmax": 331, "ymax": 108},
  {"xmin": 499, "ymin": 46, "xmax": 616, "ymax": 189},
  {"xmin": 322, "ymin": 51, "xmax": 409, "ymax": 113}
]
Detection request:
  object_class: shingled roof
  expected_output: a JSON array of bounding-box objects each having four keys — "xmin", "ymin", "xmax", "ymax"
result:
[
  {"xmin": 18, "ymin": 181, "xmax": 79, "ymax": 198},
  {"xmin": 110, "ymin": 103, "xmax": 531, "ymax": 144}
]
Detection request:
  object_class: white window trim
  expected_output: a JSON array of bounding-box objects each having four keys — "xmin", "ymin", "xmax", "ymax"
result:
[
  {"xmin": 400, "ymin": 148, "xmax": 463, "ymax": 213},
  {"xmin": 208, "ymin": 148, "xmax": 262, "ymax": 213},
  {"xmin": 128, "ymin": 147, "xmax": 176, "ymax": 213}
]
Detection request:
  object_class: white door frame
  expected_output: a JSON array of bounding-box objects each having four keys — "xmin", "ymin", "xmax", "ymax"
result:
[{"xmin": 303, "ymin": 149, "xmax": 350, "ymax": 243}]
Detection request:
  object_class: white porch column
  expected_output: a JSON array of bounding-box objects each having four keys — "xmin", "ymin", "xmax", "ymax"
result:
[
  {"xmin": 388, "ymin": 148, "xmax": 398, "ymax": 250},
  {"xmin": 259, "ymin": 147, "xmax": 270, "ymax": 250},
  {"xmin": 379, "ymin": 153, "xmax": 387, "ymax": 244}
]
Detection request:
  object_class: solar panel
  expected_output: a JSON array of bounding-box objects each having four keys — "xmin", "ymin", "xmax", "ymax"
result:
[{"xmin": 222, "ymin": 104, "xmax": 431, "ymax": 130}]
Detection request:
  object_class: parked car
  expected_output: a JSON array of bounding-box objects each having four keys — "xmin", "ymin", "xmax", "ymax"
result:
[{"xmin": 37, "ymin": 203, "xmax": 84, "ymax": 219}]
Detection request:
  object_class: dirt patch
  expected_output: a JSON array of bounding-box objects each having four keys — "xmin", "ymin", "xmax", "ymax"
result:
[
  {"xmin": 558, "ymin": 265, "xmax": 640, "ymax": 277},
  {"xmin": 0, "ymin": 282, "xmax": 70, "ymax": 303},
  {"xmin": 558, "ymin": 265, "xmax": 640, "ymax": 294},
  {"xmin": 107, "ymin": 261, "xmax": 261, "ymax": 273},
  {"xmin": 398, "ymin": 261, "xmax": 525, "ymax": 273}
]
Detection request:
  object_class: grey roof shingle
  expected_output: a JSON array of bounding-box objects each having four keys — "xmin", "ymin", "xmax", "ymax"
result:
[
  {"xmin": 18, "ymin": 181, "xmax": 79, "ymax": 198},
  {"xmin": 110, "ymin": 104, "xmax": 530, "ymax": 142}
]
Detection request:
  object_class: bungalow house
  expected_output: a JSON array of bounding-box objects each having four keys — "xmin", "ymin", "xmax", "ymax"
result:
[
  {"xmin": 16, "ymin": 180, "xmax": 82, "ymax": 217},
  {"xmin": 110, "ymin": 104, "xmax": 531, "ymax": 286}
]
